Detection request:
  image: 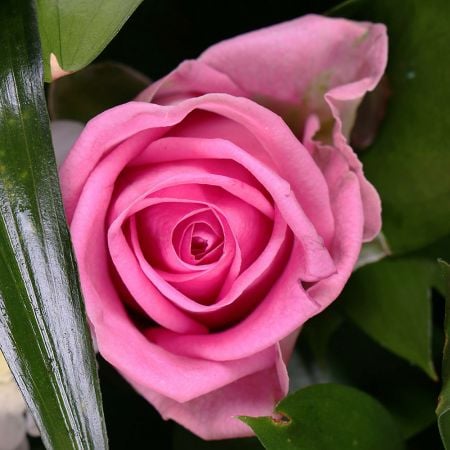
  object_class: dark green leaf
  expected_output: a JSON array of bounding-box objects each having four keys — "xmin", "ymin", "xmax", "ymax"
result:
[
  {"xmin": 241, "ymin": 384, "xmax": 404, "ymax": 450},
  {"xmin": 326, "ymin": 322, "xmax": 438, "ymax": 438},
  {"xmin": 412, "ymin": 234, "xmax": 450, "ymax": 296},
  {"xmin": 36, "ymin": 0, "xmax": 144, "ymax": 81},
  {"xmin": 437, "ymin": 260, "xmax": 450, "ymax": 449},
  {"xmin": 48, "ymin": 62, "xmax": 150, "ymax": 123},
  {"xmin": 341, "ymin": 258, "xmax": 436, "ymax": 379},
  {"xmin": 0, "ymin": 1, "xmax": 107, "ymax": 448},
  {"xmin": 333, "ymin": 0, "xmax": 450, "ymax": 253}
]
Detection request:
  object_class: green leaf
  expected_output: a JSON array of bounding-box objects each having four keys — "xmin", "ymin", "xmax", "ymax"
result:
[
  {"xmin": 326, "ymin": 321, "xmax": 438, "ymax": 439},
  {"xmin": 48, "ymin": 62, "xmax": 150, "ymax": 123},
  {"xmin": 437, "ymin": 260, "xmax": 450, "ymax": 449},
  {"xmin": 36, "ymin": 0, "xmax": 144, "ymax": 81},
  {"xmin": 297, "ymin": 316, "xmax": 437, "ymax": 438},
  {"xmin": 341, "ymin": 258, "xmax": 436, "ymax": 379},
  {"xmin": 333, "ymin": 0, "xmax": 450, "ymax": 253},
  {"xmin": 241, "ymin": 384, "xmax": 404, "ymax": 450},
  {"xmin": 0, "ymin": 1, "xmax": 107, "ymax": 448}
]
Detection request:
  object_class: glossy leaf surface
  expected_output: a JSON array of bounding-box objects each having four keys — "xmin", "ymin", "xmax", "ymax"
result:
[
  {"xmin": 241, "ymin": 384, "xmax": 404, "ymax": 450},
  {"xmin": 0, "ymin": 1, "xmax": 107, "ymax": 448},
  {"xmin": 36, "ymin": 0, "xmax": 143, "ymax": 81}
]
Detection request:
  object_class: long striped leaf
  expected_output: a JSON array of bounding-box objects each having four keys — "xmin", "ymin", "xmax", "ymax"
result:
[{"xmin": 0, "ymin": 1, "xmax": 108, "ymax": 448}]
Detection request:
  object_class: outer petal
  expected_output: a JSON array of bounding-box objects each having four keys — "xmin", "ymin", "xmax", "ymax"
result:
[
  {"xmin": 197, "ymin": 15, "xmax": 386, "ymax": 240},
  {"xmin": 131, "ymin": 345, "xmax": 289, "ymax": 440},
  {"xmin": 141, "ymin": 15, "xmax": 386, "ymax": 240},
  {"xmin": 199, "ymin": 14, "xmax": 387, "ymax": 136},
  {"xmin": 137, "ymin": 59, "xmax": 245, "ymax": 104},
  {"xmin": 146, "ymin": 243, "xmax": 320, "ymax": 361},
  {"xmin": 308, "ymin": 170, "xmax": 365, "ymax": 308}
]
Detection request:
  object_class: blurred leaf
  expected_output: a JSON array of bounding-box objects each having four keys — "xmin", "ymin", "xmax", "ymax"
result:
[
  {"xmin": 48, "ymin": 61, "xmax": 150, "ymax": 123},
  {"xmin": 437, "ymin": 260, "xmax": 450, "ymax": 449},
  {"xmin": 413, "ymin": 234, "xmax": 450, "ymax": 261},
  {"xmin": 36, "ymin": 0, "xmax": 144, "ymax": 81},
  {"xmin": 341, "ymin": 258, "xmax": 437, "ymax": 379},
  {"xmin": 333, "ymin": 0, "xmax": 450, "ymax": 253},
  {"xmin": 0, "ymin": 1, "xmax": 107, "ymax": 448},
  {"xmin": 241, "ymin": 384, "xmax": 404, "ymax": 450},
  {"xmin": 412, "ymin": 234, "xmax": 450, "ymax": 295},
  {"xmin": 326, "ymin": 322, "xmax": 438, "ymax": 438},
  {"xmin": 300, "ymin": 305, "xmax": 343, "ymax": 362}
]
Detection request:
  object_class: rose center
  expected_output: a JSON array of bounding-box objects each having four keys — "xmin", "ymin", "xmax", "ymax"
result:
[
  {"xmin": 170, "ymin": 208, "xmax": 225, "ymax": 266},
  {"xmin": 181, "ymin": 220, "xmax": 223, "ymax": 264},
  {"xmin": 187, "ymin": 220, "xmax": 224, "ymax": 261},
  {"xmin": 190, "ymin": 236, "xmax": 208, "ymax": 258}
]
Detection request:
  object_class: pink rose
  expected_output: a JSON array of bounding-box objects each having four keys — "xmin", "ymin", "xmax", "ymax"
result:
[{"xmin": 60, "ymin": 15, "xmax": 387, "ymax": 440}]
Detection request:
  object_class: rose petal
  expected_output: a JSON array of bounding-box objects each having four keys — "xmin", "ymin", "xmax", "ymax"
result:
[
  {"xmin": 133, "ymin": 135, "xmax": 335, "ymax": 281},
  {"xmin": 108, "ymin": 195, "xmax": 233, "ymax": 315},
  {"xmin": 199, "ymin": 14, "xmax": 387, "ymax": 138},
  {"xmin": 134, "ymin": 201, "xmax": 210, "ymax": 272},
  {"xmin": 129, "ymin": 213, "xmax": 239, "ymax": 305},
  {"xmin": 308, "ymin": 171, "xmax": 364, "ymax": 307},
  {"xmin": 69, "ymin": 130, "xmax": 207, "ymax": 334},
  {"xmin": 195, "ymin": 14, "xmax": 386, "ymax": 241},
  {"xmin": 137, "ymin": 59, "xmax": 245, "ymax": 104},
  {"xmin": 146, "ymin": 243, "xmax": 320, "ymax": 361},
  {"xmin": 111, "ymin": 194, "xmax": 289, "ymax": 328},
  {"xmin": 130, "ymin": 344, "xmax": 288, "ymax": 440},
  {"xmin": 95, "ymin": 299, "xmax": 279, "ymax": 403}
]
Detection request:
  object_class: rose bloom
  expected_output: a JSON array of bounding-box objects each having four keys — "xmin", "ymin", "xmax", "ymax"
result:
[{"xmin": 58, "ymin": 15, "xmax": 387, "ymax": 439}]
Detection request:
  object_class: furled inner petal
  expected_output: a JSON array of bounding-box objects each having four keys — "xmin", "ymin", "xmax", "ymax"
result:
[
  {"xmin": 108, "ymin": 154, "xmax": 275, "ymax": 308},
  {"xmin": 135, "ymin": 203, "xmax": 225, "ymax": 273},
  {"xmin": 130, "ymin": 206, "xmax": 240, "ymax": 305},
  {"xmin": 132, "ymin": 201, "xmax": 210, "ymax": 273},
  {"xmin": 132, "ymin": 134, "xmax": 335, "ymax": 281},
  {"xmin": 174, "ymin": 211, "xmax": 224, "ymax": 265}
]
